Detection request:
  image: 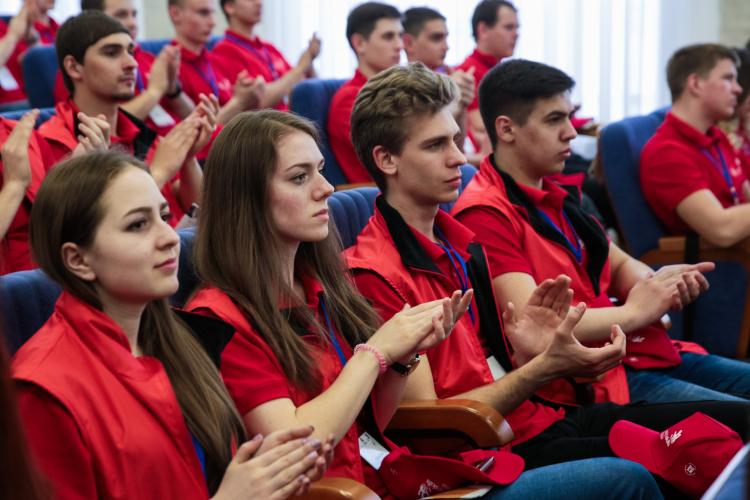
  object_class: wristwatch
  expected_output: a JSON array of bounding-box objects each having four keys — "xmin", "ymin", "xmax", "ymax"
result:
[
  {"xmin": 390, "ymin": 353, "xmax": 421, "ymax": 376},
  {"xmin": 166, "ymin": 81, "xmax": 183, "ymax": 99}
]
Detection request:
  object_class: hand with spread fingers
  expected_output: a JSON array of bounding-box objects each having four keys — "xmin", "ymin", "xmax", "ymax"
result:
[{"xmin": 71, "ymin": 113, "xmax": 111, "ymax": 156}]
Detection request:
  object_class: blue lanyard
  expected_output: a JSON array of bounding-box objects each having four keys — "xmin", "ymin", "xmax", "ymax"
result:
[
  {"xmin": 190, "ymin": 433, "xmax": 206, "ymax": 478},
  {"xmin": 319, "ymin": 297, "xmax": 348, "ymax": 367},
  {"xmin": 537, "ymin": 210, "xmax": 583, "ymax": 263},
  {"xmin": 188, "ymin": 58, "xmax": 220, "ymax": 96},
  {"xmin": 225, "ymin": 33, "xmax": 280, "ymax": 80},
  {"xmin": 135, "ymin": 68, "xmax": 145, "ymax": 93},
  {"xmin": 701, "ymin": 146, "xmax": 740, "ymax": 206},
  {"xmin": 434, "ymin": 227, "xmax": 476, "ymax": 324}
]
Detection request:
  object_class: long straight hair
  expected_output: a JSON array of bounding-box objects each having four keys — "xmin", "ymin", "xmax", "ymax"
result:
[
  {"xmin": 29, "ymin": 152, "xmax": 245, "ymax": 494},
  {"xmin": 195, "ymin": 110, "xmax": 381, "ymax": 392}
]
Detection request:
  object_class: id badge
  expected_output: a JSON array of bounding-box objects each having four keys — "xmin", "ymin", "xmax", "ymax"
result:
[
  {"xmin": 486, "ymin": 355, "xmax": 507, "ymax": 380},
  {"xmin": 149, "ymin": 104, "xmax": 176, "ymax": 128},
  {"xmin": 0, "ymin": 66, "xmax": 20, "ymax": 91},
  {"xmin": 359, "ymin": 431, "xmax": 389, "ymax": 470}
]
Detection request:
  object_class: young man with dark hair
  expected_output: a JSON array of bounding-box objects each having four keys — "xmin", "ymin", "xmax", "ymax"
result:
[
  {"xmin": 211, "ymin": 0, "xmax": 320, "ymax": 111},
  {"xmin": 450, "ymin": 58, "xmax": 750, "ymax": 405},
  {"xmin": 327, "ymin": 1, "xmax": 402, "ymax": 184},
  {"xmin": 344, "ymin": 61, "xmax": 750, "ymax": 498},
  {"xmin": 168, "ymin": 0, "xmax": 264, "ymax": 124},
  {"xmin": 402, "ymin": 6, "xmax": 475, "ymax": 156},
  {"xmin": 59, "ymin": 0, "xmax": 196, "ymax": 137},
  {"xmin": 0, "ymin": 0, "xmax": 58, "ymax": 110},
  {"xmin": 40, "ymin": 10, "xmax": 214, "ymax": 225},
  {"xmin": 456, "ymin": 0, "xmax": 519, "ymax": 157},
  {"xmin": 641, "ymin": 44, "xmax": 750, "ymax": 247}
]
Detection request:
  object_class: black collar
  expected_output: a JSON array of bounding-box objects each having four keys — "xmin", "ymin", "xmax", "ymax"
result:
[
  {"xmin": 120, "ymin": 107, "xmax": 159, "ymax": 161},
  {"xmin": 376, "ymin": 196, "xmax": 442, "ymax": 274}
]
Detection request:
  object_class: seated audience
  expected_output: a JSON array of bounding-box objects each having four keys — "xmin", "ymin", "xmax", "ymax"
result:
[
  {"xmin": 12, "ymin": 150, "xmax": 328, "ymax": 499},
  {"xmin": 0, "ymin": 0, "xmax": 58, "ymax": 110},
  {"xmin": 347, "ymin": 61, "xmax": 750, "ymax": 498},
  {"xmin": 60, "ymin": 0, "xmax": 197, "ymax": 137},
  {"xmin": 452, "ymin": 59, "xmax": 750, "ymax": 404},
  {"xmin": 0, "ymin": 110, "xmax": 56, "ymax": 274},
  {"xmin": 212, "ymin": 0, "xmax": 320, "ymax": 111},
  {"xmin": 402, "ymin": 6, "xmax": 475, "ymax": 155},
  {"xmin": 641, "ymin": 44, "xmax": 750, "ymax": 246},
  {"xmin": 40, "ymin": 10, "xmax": 212, "ymax": 224},
  {"xmin": 168, "ymin": 0, "xmax": 264, "ymax": 124},
  {"xmin": 456, "ymin": 0, "xmax": 518, "ymax": 157},
  {"xmin": 328, "ymin": 1, "xmax": 402, "ymax": 183}
]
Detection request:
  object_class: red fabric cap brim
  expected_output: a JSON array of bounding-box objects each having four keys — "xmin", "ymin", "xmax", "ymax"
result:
[{"xmin": 609, "ymin": 419, "xmax": 661, "ymax": 473}]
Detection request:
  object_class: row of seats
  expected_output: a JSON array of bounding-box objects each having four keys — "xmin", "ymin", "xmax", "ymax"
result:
[{"xmin": 0, "ymin": 164, "xmax": 477, "ymax": 354}]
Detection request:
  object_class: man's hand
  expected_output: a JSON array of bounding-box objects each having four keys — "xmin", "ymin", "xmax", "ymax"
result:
[
  {"xmin": 146, "ymin": 46, "xmax": 172, "ymax": 97},
  {"xmin": 233, "ymin": 70, "xmax": 265, "ymax": 110},
  {"xmin": 1, "ymin": 109, "xmax": 37, "ymax": 190},
  {"xmin": 450, "ymin": 67, "xmax": 475, "ymax": 110},
  {"xmin": 71, "ymin": 113, "xmax": 111, "ymax": 156},
  {"xmin": 503, "ymin": 275, "xmax": 572, "ymax": 366}
]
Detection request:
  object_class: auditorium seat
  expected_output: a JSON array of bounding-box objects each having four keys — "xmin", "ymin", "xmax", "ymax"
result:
[
  {"xmin": 0, "ymin": 107, "xmax": 56, "ymax": 127},
  {"xmin": 139, "ymin": 36, "xmax": 221, "ymax": 56},
  {"xmin": 289, "ymin": 78, "xmax": 347, "ymax": 186},
  {"xmin": 21, "ymin": 45, "xmax": 58, "ymax": 108},
  {"xmin": 601, "ymin": 108, "xmax": 750, "ymax": 357}
]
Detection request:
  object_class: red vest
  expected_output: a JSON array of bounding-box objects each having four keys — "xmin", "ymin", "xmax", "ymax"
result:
[
  {"xmin": 12, "ymin": 292, "xmax": 208, "ymax": 500},
  {"xmin": 346, "ymin": 200, "xmax": 565, "ymax": 446}
]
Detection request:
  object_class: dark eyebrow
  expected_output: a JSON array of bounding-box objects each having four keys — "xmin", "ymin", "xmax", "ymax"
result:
[
  {"xmin": 123, "ymin": 203, "xmax": 168, "ymax": 218},
  {"xmin": 284, "ymin": 158, "xmax": 325, "ymax": 172}
]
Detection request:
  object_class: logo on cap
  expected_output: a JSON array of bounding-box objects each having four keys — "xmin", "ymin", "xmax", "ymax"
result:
[
  {"xmin": 660, "ymin": 429, "xmax": 683, "ymax": 447},
  {"xmin": 684, "ymin": 463, "xmax": 697, "ymax": 476}
]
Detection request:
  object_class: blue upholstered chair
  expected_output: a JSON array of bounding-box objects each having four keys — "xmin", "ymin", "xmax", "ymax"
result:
[
  {"xmin": 0, "ymin": 229, "xmax": 200, "ymax": 354},
  {"xmin": 289, "ymin": 78, "xmax": 347, "ymax": 187},
  {"xmin": 0, "ymin": 107, "xmax": 56, "ymax": 127},
  {"xmin": 21, "ymin": 45, "xmax": 58, "ymax": 109},
  {"xmin": 600, "ymin": 108, "xmax": 750, "ymax": 357}
]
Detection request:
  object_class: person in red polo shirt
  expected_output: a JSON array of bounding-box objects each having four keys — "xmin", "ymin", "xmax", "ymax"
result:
[
  {"xmin": 0, "ymin": 109, "xmax": 56, "ymax": 274},
  {"xmin": 0, "ymin": 0, "xmax": 58, "ymax": 110},
  {"xmin": 40, "ymin": 10, "xmax": 213, "ymax": 225},
  {"xmin": 168, "ymin": 0, "xmax": 264, "ymax": 125},
  {"xmin": 452, "ymin": 58, "xmax": 750, "ymax": 406},
  {"xmin": 345, "ymin": 62, "xmax": 750, "ymax": 498},
  {"xmin": 54, "ymin": 0, "xmax": 197, "ymax": 138},
  {"xmin": 641, "ymin": 44, "xmax": 750, "ymax": 247},
  {"xmin": 212, "ymin": 0, "xmax": 320, "ymax": 111},
  {"xmin": 456, "ymin": 0, "xmax": 518, "ymax": 158},
  {"xmin": 327, "ymin": 2, "xmax": 402, "ymax": 184}
]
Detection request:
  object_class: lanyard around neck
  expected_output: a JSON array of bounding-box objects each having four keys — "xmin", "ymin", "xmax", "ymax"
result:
[
  {"xmin": 537, "ymin": 209, "xmax": 583, "ymax": 263},
  {"xmin": 319, "ymin": 297, "xmax": 348, "ymax": 367},
  {"xmin": 701, "ymin": 145, "xmax": 740, "ymax": 206},
  {"xmin": 225, "ymin": 33, "xmax": 280, "ymax": 80},
  {"xmin": 187, "ymin": 57, "xmax": 220, "ymax": 96},
  {"xmin": 434, "ymin": 227, "xmax": 476, "ymax": 324}
]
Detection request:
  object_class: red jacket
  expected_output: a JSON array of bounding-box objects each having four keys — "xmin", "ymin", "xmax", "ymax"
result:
[
  {"xmin": 0, "ymin": 118, "xmax": 55, "ymax": 274},
  {"xmin": 327, "ymin": 70, "xmax": 370, "ymax": 183},
  {"xmin": 0, "ymin": 17, "xmax": 58, "ymax": 106},
  {"xmin": 12, "ymin": 292, "xmax": 208, "ymax": 500},
  {"xmin": 346, "ymin": 198, "xmax": 565, "ymax": 446}
]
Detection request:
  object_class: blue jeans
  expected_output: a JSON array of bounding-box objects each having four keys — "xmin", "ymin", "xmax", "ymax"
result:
[
  {"xmin": 483, "ymin": 458, "xmax": 662, "ymax": 499},
  {"xmin": 627, "ymin": 352, "xmax": 750, "ymax": 402}
]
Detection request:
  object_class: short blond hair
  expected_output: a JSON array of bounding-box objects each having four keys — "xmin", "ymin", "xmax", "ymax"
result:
[{"xmin": 351, "ymin": 62, "xmax": 457, "ymax": 191}]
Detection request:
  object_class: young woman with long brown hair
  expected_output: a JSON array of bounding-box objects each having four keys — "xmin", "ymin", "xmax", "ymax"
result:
[
  {"xmin": 186, "ymin": 110, "xmax": 467, "ymax": 491},
  {"xmin": 12, "ymin": 151, "xmax": 327, "ymax": 499}
]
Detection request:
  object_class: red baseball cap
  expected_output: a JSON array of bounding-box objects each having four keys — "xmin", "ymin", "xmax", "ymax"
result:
[{"xmin": 609, "ymin": 412, "xmax": 743, "ymax": 497}]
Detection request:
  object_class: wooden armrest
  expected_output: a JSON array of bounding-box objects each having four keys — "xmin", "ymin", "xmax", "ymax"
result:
[
  {"xmin": 385, "ymin": 399, "xmax": 512, "ymax": 455},
  {"xmin": 302, "ymin": 477, "xmax": 380, "ymax": 500},
  {"xmin": 423, "ymin": 485, "xmax": 493, "ymax": 498},
  {"xmin": 335, "ymin": 181, "xmax": 377, "ymax": 191},
  {"xmin": 640, "ymin": 236, "xmax": 750, "ymax": 269}
]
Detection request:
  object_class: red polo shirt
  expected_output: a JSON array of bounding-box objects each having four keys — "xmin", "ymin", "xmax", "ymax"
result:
[
  {"xmin": 211, "ymin": 30, "xmax": 292, "ymax": 111},
  {"xmin": 185, "ymin": 278, "xmax": 367, "ymax": 485},
  {"xmin": 640, "ymin": 111, "xmax": 749, "ymax": 234},
  {"xmin": 13, "ymin": 292, "xmax": 209, "ymax": 500},
  {"xmin": 346, "ymin": 200, "xmax": 565, "ymax": 446},
  {"xmin": 175, "ymin": 41, "xmax": 232, "ymax": 106},
  {"xmin": 455, "ymin": 48, "xmax": 500, "ymax": 112},
  {"xmin": 38, "ymin": 99, "xmax": 187, "ymax": 225},
  {"xmin": 327, "ymin": 69, "xmax": 370, "ymax": 183},
  {"xmin": 0, "ymin": 17, "xmax": 58, "ymax": 106},
  {"xmin": 0, "ymin": 118, "xmax": 55, "ymax": 274}
]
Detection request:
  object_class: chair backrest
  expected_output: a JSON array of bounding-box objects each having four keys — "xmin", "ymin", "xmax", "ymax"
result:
[
  {"xmin": 0, "ymin": 229, "xmax": 199, "ymax": 354},
  {"xmin": 0, "ymin": 107, "xmax": 57, "ymax": 127},
  {"xmin": 21, "ymin": 45, "xmax": 58, "ymax": 109},
  {"xmin": 138, "ymin": 38, "xmax": 171, "ymax": 56},
  {"xmin": 599, "ymin": 107, "xmax": 669, "ymax": 259},
  {"xmin": 289, "ymin": 78, "xmax": 347, "ymax": 186},
  {"xmin": 329, "ymin": 164, "xmax": 478, "ymax": 249}
]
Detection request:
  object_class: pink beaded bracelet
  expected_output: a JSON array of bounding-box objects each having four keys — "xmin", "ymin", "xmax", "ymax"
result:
[{"xmin": 353, "ymin": 344, "xmax": 388, "ymax": 375}]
